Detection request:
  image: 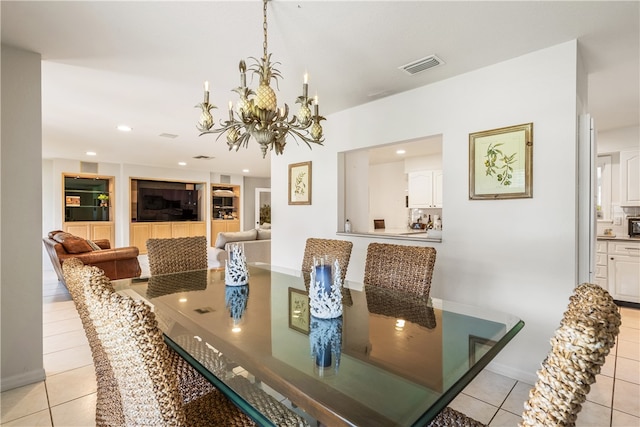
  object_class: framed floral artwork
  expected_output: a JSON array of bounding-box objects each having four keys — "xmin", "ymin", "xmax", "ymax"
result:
[
  {"xmin": 288, "ymin": 161, "xmax": 312, "ymax": 205},
  {"xmin": 288, "ymin": 287, "xmax": 310, "ymax": 334},
  {"xmin": 469, "ymin": 123, "xmax": 533, "ymax": 200}
]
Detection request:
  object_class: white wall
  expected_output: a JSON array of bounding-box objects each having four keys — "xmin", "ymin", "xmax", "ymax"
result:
[
  {"xmin": 598, "ymin": 125, "xmax": 640, "ymax": 153},
  {"xmin": 1, "ymin": 45, "xmax": 46, "ymax": 391},
  {"xmin": 272, "ymin": 40, "xmax": 583, "ymax": 383}
]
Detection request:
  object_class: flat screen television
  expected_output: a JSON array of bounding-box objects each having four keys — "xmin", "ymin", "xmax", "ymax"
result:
[{"xmin": 135, "ymin": 180, "xmax": 201, "ymax": 222}]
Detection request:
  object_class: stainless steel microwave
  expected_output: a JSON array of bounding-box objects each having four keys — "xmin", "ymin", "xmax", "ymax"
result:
[{"xmin": 629, "ymin": 217, "xmax": 640, "ymax": 237}]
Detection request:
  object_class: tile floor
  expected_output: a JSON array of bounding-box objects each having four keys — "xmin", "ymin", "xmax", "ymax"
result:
[{"xmin": 1, "ymin": 269, "xmax": 639, "ymax": 426}]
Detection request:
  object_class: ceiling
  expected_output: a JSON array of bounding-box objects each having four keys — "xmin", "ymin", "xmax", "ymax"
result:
[{"xmin": 2, "ymin": 1, "xmax": 638, "ymax": 178}]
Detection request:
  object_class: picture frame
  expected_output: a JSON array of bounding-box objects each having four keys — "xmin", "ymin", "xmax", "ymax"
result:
[
  {"xmin": 65, "ymin": 196, "xmax": 80, "ymax": 206},
  {"xmin": 469, "ymin": 335, "xmax": 497, "ymax": 365},
  {"xmin": 469, "ymin": 123, "xmax": 533, "ymax": 200},
  {"xmin": 288, "ymin": 287, "xmax": 310, "ymax": 334},
  {"xmin": 288, "ymin": 161, "xmax": 312, "ymax": 205}
]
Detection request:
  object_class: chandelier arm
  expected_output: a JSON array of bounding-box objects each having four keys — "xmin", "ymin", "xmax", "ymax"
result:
[{"xmin": 281, "ymin": 126, "xmax": 325, "ymax": 147}]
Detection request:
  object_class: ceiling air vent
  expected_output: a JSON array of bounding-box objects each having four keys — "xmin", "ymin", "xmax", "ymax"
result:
[
  {"xmin": 193, "ymin": 155, "xmax": 214, "ymax": 160},
  {"xmin": 159, "ymin": 133, "xmax": 178, "ymax": 139},
  {"xmin": 399, "ymin": 55, "xmax": 444, "ymax": 75}
]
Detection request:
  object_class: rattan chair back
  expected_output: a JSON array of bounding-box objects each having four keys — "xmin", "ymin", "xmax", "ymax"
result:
[
  {"xmin": 63, "ymin": 259, "xmax": 216, "ymax": 418},
  {"xmin": 519, "ymin": 283, "xmax": 621, "ymax": 426},
  {"xmin": 62, "ymin": 258, "xmax": 125, "ymax": 426},
  {"xmin": 363, "ymin": 243, "xmax": 436, "ymax": 298},
  {"xmin": 81, "ymin": 266, "xmax": 256, "ymax": 426},
  {"xmin": 146, "ymin": 236, "xmax": 208, "ymax": 276},
  {"xmin": 301, "ymin": 238, "xmax": 353, "ymax": 284},
  {"xmin": 428, "ymin": 283, "xmax": 621, "ymax": 427}
]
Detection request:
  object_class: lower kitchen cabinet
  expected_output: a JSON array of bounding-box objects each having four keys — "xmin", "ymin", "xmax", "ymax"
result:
[
  {"xmin": 594, "ymin": 240, "xmax": 608, "ymax": 289},
  {"xmin": 607, "ymin": 240, "xmax": 640, "ymax": 303}
]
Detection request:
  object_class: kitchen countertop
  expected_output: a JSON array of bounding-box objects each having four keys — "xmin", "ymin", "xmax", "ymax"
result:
[
  {"xmin": 337, "ymin": 228, "xmax": 442, "ymax": 243},
  {"xmin": 596, "ymin": 235, "xmax": 639, "ymax": 241}
]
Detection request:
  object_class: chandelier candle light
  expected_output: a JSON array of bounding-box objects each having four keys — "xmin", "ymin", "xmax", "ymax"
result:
[{"xmin": 196, "ymin": 0, "xmax": 325, "ymax": 158}]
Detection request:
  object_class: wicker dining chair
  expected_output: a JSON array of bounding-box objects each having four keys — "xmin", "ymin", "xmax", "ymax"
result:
[
  {"xmin": 365, "ymin": 285, "xmax": 436, "ymax": 329},
  {"xmin": 80, "ymin": 264, "xmax": 258, "ymax": 426},
  {"xmin": 428, "ymin": 283, "xmax": 621, "ymax": 427},
  {"xmin": 173, "ymin": 334, "xmax": 311, "ymax": 427},
  {"xmin": 62, "ymin": 258, "xmax": 125, "ymax": 426},
  {"xmin": 363, "ymin": 242, "xmax": 437, "ymax": 298},
  {"xmin": 146, "ymin": 236, "xmax": 208, "ymax": 276},
  {"xmin": 301, "ymin": 238, "xmax": 353, "ymax": 284},
  {"xmin": 62, "ymin": 259, "xmax": 215, "ymax": 425}
]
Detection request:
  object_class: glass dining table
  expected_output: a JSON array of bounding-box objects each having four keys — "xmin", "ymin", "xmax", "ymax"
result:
[{"xmin": 112, "ymin": 264, "xmax": 524, "ymax": 427}]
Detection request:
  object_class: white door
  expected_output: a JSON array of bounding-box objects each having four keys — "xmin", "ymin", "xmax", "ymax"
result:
[{"xmin": 255, "ymin": 188, "xmax": 271, "ymax": 228}]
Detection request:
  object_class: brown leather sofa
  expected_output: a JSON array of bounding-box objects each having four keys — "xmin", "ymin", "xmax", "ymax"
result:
[{"xmin": 43, "ymin": 230, "xmax": 142, "ymax": 282}]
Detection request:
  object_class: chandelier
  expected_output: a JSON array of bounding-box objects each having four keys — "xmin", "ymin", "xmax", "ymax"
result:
[{"xmin": 196, "ymin": 0, "xmax": 325, "ymax": 158}]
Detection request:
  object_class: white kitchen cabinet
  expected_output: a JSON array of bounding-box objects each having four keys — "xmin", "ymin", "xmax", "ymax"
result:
[
  {"xmin": 408, "ymin": 170, "xmax": 442, "ymax": 208},
  {"xmin": 595, "ymin": 240, "xmax": 608, "ymax": 289},
  {"xmin": 607, "ymin": 240, "xmax": 640, "ymax": 303},
  {"xmin": 620, "ymin": 150, "xmax": 640, "ymax": 206},
  {"xmin": 433, "ymin": 170, "xmax": 443, "ymax": 208}
]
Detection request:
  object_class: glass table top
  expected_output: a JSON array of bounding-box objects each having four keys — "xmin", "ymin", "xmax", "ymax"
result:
[{"xmin": 113, "ymin": 265, "xmax": 524, "ymax": 427}]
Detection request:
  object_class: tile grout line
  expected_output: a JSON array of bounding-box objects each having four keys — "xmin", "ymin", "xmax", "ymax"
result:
[
  {"xmin": 608, "ymin": 308, "xmax": 621, "ymax": 427},
  {"xmin": 43, "ymin": 296, "xmax": 56, "ymax": 427},
  {"xmin": 490, "ymin": 380, "xmax": 519, "ymax": 424},
  {"xmin": 608, "ymin": 327, "xmax": 620, "ymax": 427},
  {"xmin": 43, "ymin": 379, "xmax": 55, "ymax": 427}
]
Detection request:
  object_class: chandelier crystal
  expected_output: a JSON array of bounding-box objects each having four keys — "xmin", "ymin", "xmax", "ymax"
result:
[{"xmin": 196, "ymin": 0, "xmax": 325, "ymax": 158}]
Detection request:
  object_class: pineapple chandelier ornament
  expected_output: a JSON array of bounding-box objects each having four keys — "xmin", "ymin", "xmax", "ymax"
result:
[{"xmin": 196, "ymin": 0, "xmax": 325, "ymax": 158}]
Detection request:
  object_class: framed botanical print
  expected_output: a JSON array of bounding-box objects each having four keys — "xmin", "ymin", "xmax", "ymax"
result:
[
  {"xmin": 288, "ymin": 161, "xmax": 312, "ymax": 205},
  {"xmin": 288, "ymin": 287, "xmax": 310, "ymax": 334},
  {"xmin": 469, "ymin": 123, "xmax": 533, "ymax": 200}
]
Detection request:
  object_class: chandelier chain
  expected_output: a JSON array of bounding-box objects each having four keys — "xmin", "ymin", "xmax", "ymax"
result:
[{"xmin": 262, "ymin": 0, "xmax": 268, "ymax": 60}]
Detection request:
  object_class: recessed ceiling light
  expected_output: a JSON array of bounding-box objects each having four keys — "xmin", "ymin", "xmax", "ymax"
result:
[
  {"xmin": 86, "ymin": 151, "xmax": 97, "ymax": 156},
  {"xmin": 396, "ymin": 149, "xmax": 406, "ymax": 154},
  {"xmin": 117, "ymin": 125, "xmax": 132, "ymax": 132},
  {"xmin": 242, "ymin": 169, "xmax": 250, "ymax": 173},
  {"xmin": 178, "ymin": 162, "xmax": 187, "ymax": 166}
]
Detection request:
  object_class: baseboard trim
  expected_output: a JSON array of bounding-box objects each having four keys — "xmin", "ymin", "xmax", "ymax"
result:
[
  {"xmin": 486, "ymin": 360, "xmax": 537, "ymax": 385},
  {"xmin": 0, "ymin": 369, "xmax": 46, "ymax": 392},
  {"xmin": 615, "ymin": 300, "xmax": 640, "ymax": 310}
]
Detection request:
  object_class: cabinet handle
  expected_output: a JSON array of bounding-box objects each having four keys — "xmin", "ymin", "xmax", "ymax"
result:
[{"xmin": 624, "ymin": 247, "xmax": 640, "ymax": 250}]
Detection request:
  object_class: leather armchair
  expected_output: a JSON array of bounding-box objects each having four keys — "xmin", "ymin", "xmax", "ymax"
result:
[{"xmin": 44, "ymin": 230, "xmax": 141, "ymax": 282}]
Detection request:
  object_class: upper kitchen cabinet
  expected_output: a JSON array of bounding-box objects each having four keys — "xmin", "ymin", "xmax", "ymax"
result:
[
  {"xmin": 620, "ymin": 150, "xmax": 640, "ymax": 206},
  {"xmin": 408, "ymin": 170, "xmax": 442, "ymax": 208}
]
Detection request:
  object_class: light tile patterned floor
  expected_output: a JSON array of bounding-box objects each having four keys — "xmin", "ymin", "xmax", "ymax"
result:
[{"xmin": 1, "ymin": 269, "xmax": 639, "ymax": 426}]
